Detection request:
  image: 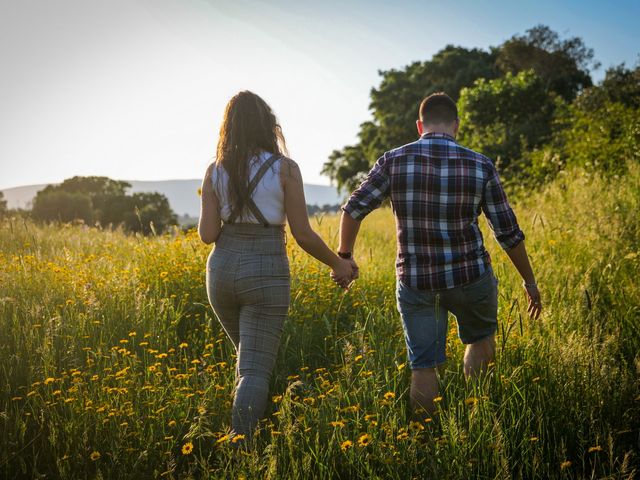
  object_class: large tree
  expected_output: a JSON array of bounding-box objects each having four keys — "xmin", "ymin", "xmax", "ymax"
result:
[
  {"xmin": 458, "ymin": 70, "xmax": 557, "ymax": 174},
  {"xmin": 31, "ymin": 176, "xmax": 177, "ymax": 234},
  {"xmin": 0, "ymin": 191, "xmax": 8, "ymax": 217},
  {"xmin": 495, "ymin": 24, "xmax": 597, "ymax": 101},
  {"xmin": 31, "ymin": 190, "xmax": 95, "ymax": 224},
  {"xmin": 123, "ymin": 192, "xmax": 178, "ymax": 235},
  {"xmin": 322, "ymin": 45, "xmax": 497, "ymax": 193},
  {"xmin": 528, "ymin": 64, "xmax": 640, "ymax": 182},
  {"xmin": 323, "ymin": 25, "xmax": 597, "ymax": 192}
]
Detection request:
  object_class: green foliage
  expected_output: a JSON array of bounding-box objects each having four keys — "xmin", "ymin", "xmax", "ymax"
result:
[
  {"xmin": 576, "ymin": 63, "xmax": 640, "ymax": 111},
  {"xmin": 0, "ymin": 191, "xmax": 7, "ymax": 217},
  {"xmin": 321, "ymin": 145, "xmax": 371, "ymax": 194},
  {"xmin": 458, "ymin": 70, "xmax": 556, "ymax": 174},
  {"xmin": 322, "ymin": 26, "xmax": 604, "ymax": 192},
  {"xmin": 527, "ymin": 65, "xmax": 640, "ymax": 184},
  {"xmin": 31, "ymin": 176, "xmax": 177, "ymax": 234},
  {"xmin": 494, "ymin": 24, "xmax": 596, "ymax": 101},
  {"xmin": 1, "ymin": 163, "xmax": 639, "ymax": 478},
  {"xmin": 322, "ymin": 45, "xmax": 496, "ymax": 192},
  {"xmin": 125, "ymin": 192, "xmax": 178, "ymax": 235},
  {"xmin": 31, "ymin": 190, "xmax": 95, "ymax": 224}
]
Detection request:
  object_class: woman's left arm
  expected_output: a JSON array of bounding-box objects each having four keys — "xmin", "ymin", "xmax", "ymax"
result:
[{"xmin": 198, "ymin": 163, "xmax": 221, "ymax": 244}]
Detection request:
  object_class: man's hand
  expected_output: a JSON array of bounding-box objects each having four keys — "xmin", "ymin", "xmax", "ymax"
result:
[
  {"xmin": 524, "ymin": 284, "xmax": 542, "ymax": 320},
  {"xmin": 348, "ymin": 258, "xmax": 359, "ymax": 281},
  {"xmin": 330, "ymin": 258, "xmax": 359, "ymax": 290}
]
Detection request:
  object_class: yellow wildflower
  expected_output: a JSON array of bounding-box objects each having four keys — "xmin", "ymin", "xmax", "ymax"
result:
[
  {"xmin": 357, "ymin": 433, "xmax": 371, "ymax": 447},
  {"xmin": 340, "ymin": 440, "xmax": 353, "ymax": 451},
  {"xmin": 181, "ymin": 442, "xmax": 193, "ymax": 455}
]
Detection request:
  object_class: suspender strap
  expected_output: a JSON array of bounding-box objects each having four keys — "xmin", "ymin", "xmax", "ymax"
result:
[{"xmin": 227, "ymin": 153, "xmax": 280, "ymax": 227}]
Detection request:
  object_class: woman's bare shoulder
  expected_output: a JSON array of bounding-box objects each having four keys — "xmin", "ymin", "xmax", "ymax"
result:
[{"xmin": 280, "ymin": 156, "xmax": 301, "ymax": 178}]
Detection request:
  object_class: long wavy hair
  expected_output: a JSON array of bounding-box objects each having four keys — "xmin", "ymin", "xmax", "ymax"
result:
[{"xmin": 215, "ymin": 91, "xmax": 287, "ymax": 221}]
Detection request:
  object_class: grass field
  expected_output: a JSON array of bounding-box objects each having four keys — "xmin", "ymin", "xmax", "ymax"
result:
[{"xmin": 1, "ymin": 165, "xmax": 639, "ymax": 479}]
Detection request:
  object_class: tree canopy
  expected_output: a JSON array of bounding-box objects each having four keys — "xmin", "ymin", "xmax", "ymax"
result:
[
  {"xmin": 31, "ymin": 176, "xmax": 177, "ymax": 234},
  {"xmin": 322, "ymin": 25, "xmax": 626, "ymax": 193},
  {"xmin": 0, "ymin": 192, "xmax": 7, "ymax": 217},
  {"xmin": 322, "ymin": 45, "xmax": 496, "ymax": 193},
  {"xmin": 458, "ymin": 70, "xmax": 556, "ymax": 173}
]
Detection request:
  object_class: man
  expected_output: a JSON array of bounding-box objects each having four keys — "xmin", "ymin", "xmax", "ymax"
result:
[{"xmin": 336, "ymin": 92, "xmax": 541, "ymax": 418}]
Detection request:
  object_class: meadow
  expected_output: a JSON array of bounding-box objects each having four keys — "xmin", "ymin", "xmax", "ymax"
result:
[{"xmin": 1, "ymin": 164, "xmax": 639, "ymax": 479}]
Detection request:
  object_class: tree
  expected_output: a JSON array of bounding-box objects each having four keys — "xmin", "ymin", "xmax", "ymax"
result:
[
  {"xmin": 0, "ymin": 192, "xmax": 7, "ymax": 217},
  {"xmin": 323, "ymin": 45, "xmax": 497, "ymax": 191},
  {"xmin": 31, "ymin": 190, "xmax": 95, "ymax": 224},
  {"xmin": 576, "ymin": 63, "xmax": 640, "ymax": 111},
  {"xmin": 321, "ymin": 145, "xmax": 371, "ymax": 194},
  {"xmin": 458, "ymin": 70, "xmax": 557, "ymax": 175},
  {"xmin": 495, "ymin": 24, "xmax": 597, "ymax": 101},
  {"xmin": 31, "ymin": 176, "xmax": 177, "ymax": 234},
  {"xmin": 123, "ymin": 192, "xmax": 178, "ymax": 235},
  {"xmin": 323, "ymin": 25, "xmax": 600, "ymax": 191},
  {"xmin": 528, "ymin": 65, "xmax": 640, "ymax": 182}
]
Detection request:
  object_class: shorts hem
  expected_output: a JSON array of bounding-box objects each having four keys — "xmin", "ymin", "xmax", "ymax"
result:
[
  {"xmin": 460, "ymin": 328, "xmax": 497, "ymax": 345},
  {"xmin": 409, "ymin": 359, "xmax": 447, "ymax": 370}
]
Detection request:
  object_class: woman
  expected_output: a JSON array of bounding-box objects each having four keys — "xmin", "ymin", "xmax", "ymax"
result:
[{"xmin": 198, "ymin": 91, "xmax": 355, "ymax": 441}]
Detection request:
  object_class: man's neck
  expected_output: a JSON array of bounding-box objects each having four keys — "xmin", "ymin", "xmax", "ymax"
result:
[{"xmin": 422, "ymin": 128, "xmax": 456, "ymax": 138}]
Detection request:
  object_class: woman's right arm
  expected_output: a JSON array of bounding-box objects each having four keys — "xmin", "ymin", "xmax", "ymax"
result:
[
  {"xmin": 198, "ymin": 163, "xmax": 221, "ymax": 244},
  {"xmin": 282, "ymin": 158, "xmax": 353, "ymax": 287}
]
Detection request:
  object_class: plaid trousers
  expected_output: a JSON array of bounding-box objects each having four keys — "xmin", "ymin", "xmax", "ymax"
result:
[{"xmin": 206, "ymin": 223, "xmax": 290, "ymax": 437}]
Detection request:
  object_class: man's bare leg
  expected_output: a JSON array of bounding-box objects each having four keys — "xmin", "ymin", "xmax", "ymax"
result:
[
  {"xmin": 463, "ymin": 334, "xmax": 495, "ymax": 379},
  {"xmin": 410, "ymin": 367, "xmax": 439, "ymax": 420}
]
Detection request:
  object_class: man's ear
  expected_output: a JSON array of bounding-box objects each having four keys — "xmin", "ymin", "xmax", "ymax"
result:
[{"xmin": 416, "ymin": 120, "xmax": 424, "ymax": 136}]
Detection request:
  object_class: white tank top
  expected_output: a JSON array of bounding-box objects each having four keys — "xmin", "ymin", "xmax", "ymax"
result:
[{"xmin": 211, "ymin": 151, "xmax": 286, "ymax": 225}]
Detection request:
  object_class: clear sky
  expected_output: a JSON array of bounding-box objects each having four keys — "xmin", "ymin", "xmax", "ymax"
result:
[{"xmin": 1, "ymin": 0, "xmax": 638, "ymax": 190}]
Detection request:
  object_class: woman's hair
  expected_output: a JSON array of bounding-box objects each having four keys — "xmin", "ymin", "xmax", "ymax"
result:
[{"xmin": 215, "ymin": 91, "xmax": 288, "ymax": 220}]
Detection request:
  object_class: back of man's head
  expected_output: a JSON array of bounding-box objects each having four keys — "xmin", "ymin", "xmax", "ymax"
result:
[{"xmin": 419, "ymin": 92, "xmax": 458, "ymax": 126}]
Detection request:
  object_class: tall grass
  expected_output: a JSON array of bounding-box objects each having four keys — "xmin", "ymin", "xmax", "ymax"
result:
[{"xmin": 1, "ymin": 164, "xmax": 638, "ymax": 479}]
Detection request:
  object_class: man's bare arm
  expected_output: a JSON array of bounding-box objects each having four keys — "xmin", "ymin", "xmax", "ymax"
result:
[
  {"xmin": 504, "ymin": 241, "xmax": 542, "ymax": 320},
  {"xmin": 338, "ymin": 212, "xmax": 361, "ymax": 254}
]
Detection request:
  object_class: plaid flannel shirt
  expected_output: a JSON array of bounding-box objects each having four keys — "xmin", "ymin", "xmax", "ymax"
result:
[{"xmin": 343, "ymin": 132, "xmax": 525, "ymax": 290}]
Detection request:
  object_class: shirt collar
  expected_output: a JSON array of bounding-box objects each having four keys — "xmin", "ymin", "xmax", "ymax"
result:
[{"xmin": 420, "ymin": 132, "xmax": 457, "ymax": 143}]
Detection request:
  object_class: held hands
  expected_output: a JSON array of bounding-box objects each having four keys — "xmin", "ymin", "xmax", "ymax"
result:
[
  {"xmin": 524, "ymin": 283, "xmax": 542, "ymax": 320},
  {"xmin": 330, "ymin": 258, "xmax": 359, "ymax": 290}
]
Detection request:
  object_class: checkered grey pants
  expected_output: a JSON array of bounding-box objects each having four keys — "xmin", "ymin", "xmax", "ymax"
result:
[{"xmin": 206, "ymin": 223, "xmax": 290, "ymax": 438}]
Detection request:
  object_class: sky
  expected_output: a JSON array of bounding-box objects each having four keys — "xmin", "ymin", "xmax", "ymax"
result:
[{"xmin": 1, "ymin": 0, "xmax": 638, "ymax": 190}]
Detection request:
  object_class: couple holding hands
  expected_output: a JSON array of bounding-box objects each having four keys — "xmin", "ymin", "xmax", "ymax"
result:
[{"xmin": 198, "ymin": 90, "xmax": 541, "ymax": 442}]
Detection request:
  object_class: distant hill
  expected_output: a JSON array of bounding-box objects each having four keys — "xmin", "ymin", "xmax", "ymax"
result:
[{"xmin": 1, "ymin": 179, "xmax": 344, "ymax": 217}]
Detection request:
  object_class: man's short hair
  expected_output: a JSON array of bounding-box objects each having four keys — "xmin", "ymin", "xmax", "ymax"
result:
[{"xmin": 419, "ymin": 92, "xmax": 458, "ymax": 125}]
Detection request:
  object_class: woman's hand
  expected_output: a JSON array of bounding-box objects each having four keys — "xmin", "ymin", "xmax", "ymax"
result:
[{"xmin": 331, "ymin": 258, "xmax": 356, "ymax": 290}]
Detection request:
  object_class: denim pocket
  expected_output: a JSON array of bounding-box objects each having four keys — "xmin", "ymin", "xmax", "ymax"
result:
[{"xmin": 462, "ymin": 271, "xmax": 496, "ymax": 303}]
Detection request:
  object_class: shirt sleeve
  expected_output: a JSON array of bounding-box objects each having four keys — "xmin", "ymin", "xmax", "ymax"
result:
[
  {"xmin": 341, "ymin": 153, "xmax": 391, "ymax": 221},
  {"xmin": 481, "ymin": 161, "xmax": 525, "ymax": 250}
]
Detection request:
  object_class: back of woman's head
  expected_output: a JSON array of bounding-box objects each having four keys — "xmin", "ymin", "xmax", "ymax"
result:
[{"xmin": 216, "ymin": 91, "xmax": 287, "ymax": 219}]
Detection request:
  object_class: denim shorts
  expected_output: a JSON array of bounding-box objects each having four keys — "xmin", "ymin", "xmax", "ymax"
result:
[{"xmin": 396, "ymin": 267, "xmax": 499, "ymax": 369}]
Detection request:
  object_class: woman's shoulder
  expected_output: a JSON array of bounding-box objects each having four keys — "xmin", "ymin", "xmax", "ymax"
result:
[
  {"xmin": 278, "ymin": 155, "xmax": 301, "ymax": 191},
  {"xmin": 278, "ymin": 155, "xmax": 299, "ymax": 177}
]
